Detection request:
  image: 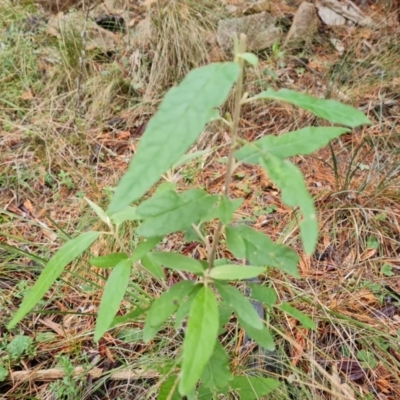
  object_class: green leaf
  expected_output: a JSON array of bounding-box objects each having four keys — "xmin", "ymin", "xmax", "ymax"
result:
[
  {"xmin": 7, "ymin": 335, "xmax": 33, "ymax": 360},
  {"xmin": 209, "ymin": 265, "xmax": 265, "ymax": 281},
  {"xmin": 110, "ymin": 206, "xmax": 141, "ymax": 225},
  {"xmin": 197, "ymin": 384, "xmax": 214, "ymax": 399},
  {"xmin": 172, "ymin": 149, "xmax": 210, "ymax": 170},
  {"xmin": 84, "ymin": 197, "xmax": 111, "ymax": 226},
  {"xmin": 136, "ymin": 189, "xmax": 218, "ymax": 237},
  {"xmin": 158, "ymin": 375, "xmax": 181, "ymax": 400},
  {"xmin": 235, "ymin": 126, "xmax": 349, "ymax": 163},
  {"xmin": 179, "ymin": 286, "xmax": 219, "ymax": 396},
  {"xmin": 117, "ymin": 327, "xmax": 142, "ymax": 342},
  {"xmin": 184, "ymin": 224, "xmax": 206, "ymax": 242},
  {"xmin": 260, "ymin": 154, "xmax": 317, "ymax": 254},
  {"xmin": 218, "ymin": 196, "xmax": 243, "ymax": 225},
  {"xmin": 238, "ymin": 318, "xmax": 275, "ymax": 351},
  {"xmin": 94, "ymin": 258, "xmax": 132, "ymax": 342},
  {"xmin": 357, "ymin": 350, "xmax": 378, "ymax": 369},
  {"xmin": 248, "ymin": 284, "xmax": 277, "ymax": 306},
  {"xmin": 256, "ymin": 88, "xmax": 371, "ymax": 128},
  {"xmin": 201, "ymin": 341, "xmax": 233, "ymax": 391},
  {"xmin": 230, "ymin": 376, "xmax": 280, "ymax": 400},
  {"xmin": 146, "ymin": 252, "xmax": 204, "ymax": 274},
  {"xmin": 143, "ymin": 280, "xmax": 196, "ymax": 342},
  {"xmin": 111, "ymin": 306, "xmax": 147, "ymax": 328},
  {"xmin": 215, "ymin": 282, "xmax": 263, "ymax": 330},
  {"xmin": 0, "ymin": 365, "xmax": 7, "ymax": 382},
  {"xmin": 174, "ymin": 284, "xmax": 202, "ymax": 330},
  {"xmin": 225, "ymin": 225, "xmax": 300, "ymax": 278},
  {"xmin": 131, "ymin": 237, "xmax": 162, "ymax": 262},
  {"xmin": 381, "ymin": 263, "xmax": 394, "ymax": 277},
  {"xmin": 240, "ymin": 52, "xmax": 259, "ymax": 66},
  {"xmin": 156, "ymin": 181, "xmax": 177, "ymax": 194},
  {"xmin": 89, "ymin": 253, "xmax": 128, "ymax": 268},
  {"xmin": 7, "ymin": 231, "xmax": 100, "ymax": 329},
  {"xmin": 140, "ymin": 254, "xmax": 164, "ymax": 279},
  {"xmin": 218, "ymin": 302, "xmax": 233, "ymax": 328},
  {"xmin": 108, "ymin": 62, "xmax": 240, "ymax": 214},
  {"xmin": 278, "ymin": 303, "xmax": 316, "ymax": 330}
]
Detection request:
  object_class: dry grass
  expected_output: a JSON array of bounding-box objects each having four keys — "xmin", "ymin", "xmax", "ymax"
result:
[
  {"xmin": 146, "ymin": 0, "xmax": 226, "ymax": 95},
  {"xmin": 0, "ymin": 0, "xmax": 400, "ymax": 398}
]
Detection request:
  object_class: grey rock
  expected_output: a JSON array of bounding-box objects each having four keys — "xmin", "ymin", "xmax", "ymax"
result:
[
  {"xmin": 217, "ymin": 12, "xmax": 281, "ymax": 53},
  {"xmin": 283, "ymin": 2, "xmax": 319, "ymax": 49}
]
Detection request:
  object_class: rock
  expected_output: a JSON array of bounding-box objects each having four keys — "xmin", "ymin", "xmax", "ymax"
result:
[
  {"xmin": 95, "ymin": 14, "xmax": 126, "ymax": 33},
  {"xmin": 22, "ymin": 15, "xmax": 48, "ymax": 33},
  {"xmin": 283, "ymin": 2, "xmax": 318, "ymax": 49},
  {"xmin": 242, "ymin": 0, "xmax": 271, "ymax": 15},
  {"xmin": 318, "ymin": 0, "xmax": 374, "ymax": 26},
  {"xmin": 35, "ymin": 0, "xmax": 88, "ymax": 13},
  {"xmin": 317, "ymin": 6, "xmax": 347, "ymax": 26},
  {"xmin": 47, "ymin": 11, "xmax": 120, "ymax": 53},
  {"xmin": 217, "ymin": 12, "xmax": 281, "ymax": 53}
]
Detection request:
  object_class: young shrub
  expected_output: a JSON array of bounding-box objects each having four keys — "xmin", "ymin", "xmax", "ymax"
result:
[{"xmin": 8, "ymin": 34, "xmax": 370, "ymax": 398}]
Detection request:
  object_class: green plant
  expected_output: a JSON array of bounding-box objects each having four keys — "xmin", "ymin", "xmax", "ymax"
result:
[
  {"xmin": 58, "ymin": 170, "xmax": 74, "ymax": 190},
  {"xmin": 48, "ymin": 355, "xmax": 86, "ymax": 400},
  {"xmin": 7, "ymin": 35, "xmax": 370, "ymax": 398},
  {"xmin": 0, "ymin": 334, "xmax": 35, "ymax": 383}
]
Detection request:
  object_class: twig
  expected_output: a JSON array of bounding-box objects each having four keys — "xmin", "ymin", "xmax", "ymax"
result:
[{"xmin": 6, "ymin": 367, "xmax": 160, "ymax": 383}]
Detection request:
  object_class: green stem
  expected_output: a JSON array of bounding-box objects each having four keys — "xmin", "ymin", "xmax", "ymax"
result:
[{"xmin": 208, "ymin": 34, "xmax": 246, "ymax": 268}]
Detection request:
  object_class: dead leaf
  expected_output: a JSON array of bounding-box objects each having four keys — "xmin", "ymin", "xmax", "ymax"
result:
[{"xmin": 21, "ymin": 89, "xmax": 34, "ymax": 100}]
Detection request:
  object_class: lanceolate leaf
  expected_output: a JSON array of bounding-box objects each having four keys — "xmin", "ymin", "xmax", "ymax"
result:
[
  {"xmin": 238, "ymin": 318, "xmax": 275, "ymax": 351},
  {"xmin": 179, "ymin": 286, "xmax": 219, "ymax": 396},
  {"xmin": 158, "ymin": 376, "xmax": 181, "ymax": 400},
  {"xmin": 95, "ymin": 258, "xmax": 132, "ymax": 342},
  {"xmin": 136, "ymin": 189, "xmax": 219, "ymax": 237},
  {"xmin": 278, "ymin": 303, "xmax": 316, "ymax": 330},
  {"xmin": 84, "ymin": 197, "xmax": 111, "ymax": 226},
  {"xmin": 248, "ymin": 284, "xmax": 277, "ymax": 307},
  {"xmin": 143, "ymin": 281, "xmax": 196, "ymax": 342},
  {"xmin": 140, "ymin": 254, "xmax": 164, "ymax": 279},
  {"xmin": 146, "ymin": 252, "xmax": 204, "ymax": 274},
  {"xmin": 108, "ymin": 62, "xmax": 240, "ymax": 214},
  {"xmin": 218, "ymin": 196, "xmax": 243, "ymax": 225},
  {"xmin": 7, "ymin": 231, "xmax": 100, "ymax": 329},
  {"xmin": 209, "ymin": 265, "xmax": 265, "ymax": 281},
  {"xmin": 259, "ymin": 155, "xmax": 317, "ymax": 254},
  {"xmin": 201, "ymin": 341, "xmax": 233, "ymax": 391},
  {"xmin": 130, "ymin": 237, "xmax": 162, "ymax": 262},
  {"xmin": 215, "ymin": 283, "xmax": 263, "ymax": 330},
  {"xmin": 256, "ymin": 88, "xmax": 370, "ymax": 127},
  {"xmin": 172, "ymin": 149, "xmax": 211, "ymax": 170},
  {"xmin": 240, "ymin": 52, "xmax": 259, "ymax": 66},
  {"xmin": 110, "ymin": 206, "xmax": 141, "ymax": 225},
  {"xmin": 235, "ymin": 126, "xmax": 349, "ymax": 163},
  {"xmin": 229, "ymin": 376, "xmax": 280, "ymax": 400},
  {"xmin": 225, "ymin": 225, "xmax": 300, "ymax": 278},
  {"xmin": 111, "ymin": 306, "xmax": 147, "ymax": 328},
  {"xmin": 174, "ymin": 285, "xmax": 202, "ymax": 330},
  {"xmin": 89, "ymin": 253, "xmax": 128, "ymax": 268}
]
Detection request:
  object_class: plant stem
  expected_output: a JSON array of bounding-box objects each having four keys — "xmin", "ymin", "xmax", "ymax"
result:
[{"xmin": 208, "ymin": 34, "xmax": 246, "ymax": 268}]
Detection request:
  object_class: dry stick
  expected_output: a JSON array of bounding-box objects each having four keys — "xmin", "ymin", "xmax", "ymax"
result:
[
  {"xmin": 6, "ymin": 367, "xmax": 160, "ymax": 383},
  {"xmin": 208, "ymin": 34, "xmax": 246, "ymax": 268}
]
